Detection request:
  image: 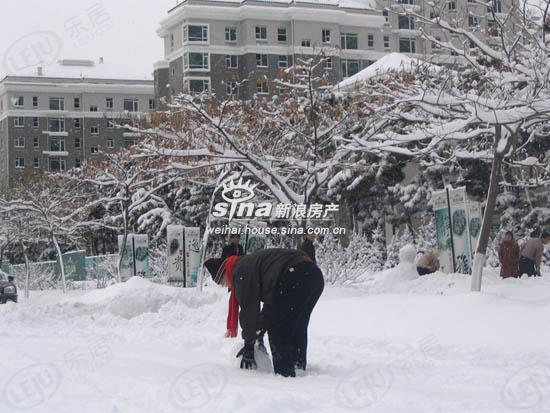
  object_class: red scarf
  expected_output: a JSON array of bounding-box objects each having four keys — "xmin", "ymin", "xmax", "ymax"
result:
[{"xmin": 224, "ymin": 256, "xmax": 240, "ymax": 338}]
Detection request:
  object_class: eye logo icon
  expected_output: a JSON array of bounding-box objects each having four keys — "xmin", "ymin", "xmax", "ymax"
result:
[{"xmin": 221, "ymin": 179, "xmax": 258, "ymax": 220}]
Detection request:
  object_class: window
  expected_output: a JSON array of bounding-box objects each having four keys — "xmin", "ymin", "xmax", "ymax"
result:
[
  {"xmin": 489, "ymin": 0, "xmax": 503, "ymax": 13},
  {"xmin": 13, "ymin": 96, "xmax": 24, "ymax": 108},
  {"xmin": 106, "ymin": 98, "xmax": 113, "ymax": 110},
  {"xmin": 225, "ymin": 55, "xmax": 238, "ymax": 69},
  {"xmin": 33, "ymin": 137, "xmax": 39, "ymax": 149},
  {"xmin": 432, "ymin": 37, "xmax": 442, "ymax": 50},
  {"xmin": 75, "ymin": 158, "xmax": 81, "ymax": 168},
  {"xmin": 225, "ymin": 27, "xmax": 237, "ymax": 42},
  {"xmin": 15, "ymin": 157, "xmax": 25, "ymax": 169},
  {"xmin": 33, "ymin": 96, "xmax": 38, "ymax": 108},
  {"xmin": 184, "ymin": 52, "xmax": 209, "ymax": 70},
  {"xmin": 75, "ymin": 137, "xmax": 81, "ymax": 149},
  {"xmin": 49, "ymin": 158, "xmax": 66, "ymax": 172},
  {"xmin": 14, "ymin": 117, "xmax": 24, "ymax": 128},
  {"xmin": 184, "ymin": 24, "xmax": 208, "ymax": 42},
  {"xmin": 301, "ymin": 39, "xmax": 311, "ymax": 47},
  {"xmin": 324, "ymin": 56, "xmax": 333, "ymax": 69},
  {"xmin": 256, "ymin": 26, "xmax": 267, "ymax": 41},
  {"xmin": 226, "ymin": 81, "xmax": 237, "ymax": 96},
  {"xmin": 278, "ymin": 55, "xmax": 288, "ymax": 68},
  {"xmin": 48, "ymin": 118, "xmax": 65, "ymax": 132},
  {"xmin": 33, "ymin": 157, "xmax": 39, "ymax": 169},
  {"xmin": 399, "ymin": 37, "xmax": 416, "ymax": 53},
  {"xmin": 399, "ymin": 15, "xmax": 415, "ymax": 30},
  {"xmin": 90, "ymin": 105, "xmax": 98, "ymax": 112},
  {"xmin": 340, "ymin": 33, "xmax": 358, "ymax": 49},
  {"xmin": 106, "ymin": 138, "xmax": 114, "ymax": 149},
  {"xmin": 90, "ymin": 145, "xmax": 99, "ymax": 155},
  {"xmin": 468, "ymin": 15, "xmax": 478, "ymax": 27},
  {"xmin": 90, "ymin": 126, "xmax": 99, "ymax": 135},
  {"xmin": 149, "ymin": 99, "xmax": 156, "ymax": 111},
  {"xmin": 33, "ymin": 117, "xmax": 39, "ymax": 129},
  {"xmin": 15, "ymin": 137, "xmax": 25, "ymax": 148},
  {"xmin": 341, "ymin": 59, "xmax": 360, "ymax": 78},
  {"xmin": 383, "ymin": 9, "xmax": 389, "ymax": 23},
  {"xmin": 398, "ymin": 0, "xmax": 414, "ymax": 4},
  {"xmin": 277, "ymin": 27, "xmax": 287, "ymax": 42},
  {"xmin": 74, "ymin": 118, "xmax": 81, "ymax": 129},
  {"xmin": 74, "ymin": 97, "xmax": 80, "ymax": 110},
  {"xmin": 107, "ymin": 121, "xmax": 114, "ymax": 129},
  {"xmin": 322, "ymin": 29, "xmax": 331, "ymax": 44},
  {"xmin": 170, "ymin": 33, "xmax": 175, "ymax": 51},
  {"xmin": 367, "ymin": 34, "xmax": 374, "ymax": 48},
  {"xmin": 384, "ymin": 35, "xmax": 390, "ymax": 49},
  {"xmin": 256, "ymin": 79, "xmax": 269, "ymax": 94},
  {"xmin": 123, "ymin": 99, "xmax": 139, "ymax": 112},
  {"xmin": 49, "ymin": 137, "xmax": 65, "ymax": 152},
  {"xmin": 187, "ymin": 79, "xmax": 210, "ymax": 93},
  {"xmin": 256, "ymin": 54, "xmax": 268, "ymax": 68},
  {"xmin": 49, "ymin": 97, "xmax": 64, "ymax": 111},
  {"xmin": 448, "ymin": 0, "xmax": 456, "ymax": 11}
]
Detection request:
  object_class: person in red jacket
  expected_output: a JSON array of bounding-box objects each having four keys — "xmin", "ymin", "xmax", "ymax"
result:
[{"xmin": 498, "ymin": 231, "xmax": 520, "ymax": 278}]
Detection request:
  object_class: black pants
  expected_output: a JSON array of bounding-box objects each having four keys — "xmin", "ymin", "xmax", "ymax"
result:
[
  {"xmin": 417, "ymin": 267, "xmax": 434, "ymax": 276},
  {"xmin": 265, "ymin": 261, "xmax": 324, "ymax": 377},
  {"xmin": 519, "ymin": 256, "xmax": 537, "ymax": 277}
]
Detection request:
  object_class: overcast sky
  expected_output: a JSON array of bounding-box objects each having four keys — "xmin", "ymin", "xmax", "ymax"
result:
[{"xmin": 0, "ymin": 0, "xmax": 177, "ymax": 79}]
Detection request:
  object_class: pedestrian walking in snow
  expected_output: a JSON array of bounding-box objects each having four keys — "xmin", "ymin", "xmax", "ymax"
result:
[
  {"xmin": 207, "ymin": 248, "xmax": 324, "ymax": 377},
  {"xmin": 416, "ymin": 250, "xmax": 440, "ymax": 276},
  {"xmin": 498, "ymin": 231, "xmax": 520, "ymax": 278},
  {"xmin": 299, "ymin": 233, "xmax": 316, "ymax": 263},
  {"xmin": 221, "ymin": 234, "xmax": 245, "ymax": 259},
  {"xmin": 519, "ymin": 231, "xmax": 550, "ymax": 277}
]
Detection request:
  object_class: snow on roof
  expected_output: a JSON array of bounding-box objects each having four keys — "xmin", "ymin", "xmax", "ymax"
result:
[
  {"xmin": 169, "ymin": 0, "xmax": 376, "ymax": 10},
  {"xmin": 8, "ymin": 58, "xmax": 153, "ymax": 82},
  {"xmin": 337, "ymin": 53, "xmax": 418, "ymax": 89}
]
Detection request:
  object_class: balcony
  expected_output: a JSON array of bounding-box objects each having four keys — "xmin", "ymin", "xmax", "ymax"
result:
[
  {"xmin": 42, "ymin": 131, "xmax": 69, "ymax": 137},
  {"xmin": 123, "ymin": 132, "xmax": 142, "ymax": 138},
  {"xmin": 43, "ymin": 151, "xmax": 69, "ymax": 157}
]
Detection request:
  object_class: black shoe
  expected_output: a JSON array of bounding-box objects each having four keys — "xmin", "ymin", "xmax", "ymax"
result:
[{"xmin": 295, "ymin": 361, "xmax": 306, "ymax": 371}]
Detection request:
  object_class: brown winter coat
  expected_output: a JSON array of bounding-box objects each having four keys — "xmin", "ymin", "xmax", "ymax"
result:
[
  {"xmin": 232, "ymin": 249, "xmax": 312, "ymax": 344},
  {"xmin": 521, "ymin": 238, "xmax": 545, "ymax": 273},
  {"xmin": 499, "ymin": 240, "xmax": 520, "ymax": 278},
  {"xmin": 416, "ymin": 251, "xmax": 440, "ymax": 272}
]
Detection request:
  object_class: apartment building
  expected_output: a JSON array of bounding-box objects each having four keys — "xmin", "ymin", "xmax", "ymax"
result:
[
  {"xmin": 154, "ymin": 0, "xmax": 511, "ymax": 102},
  {"xmin": 0, "ymin": 59, "xmax": 155, "ymax": 187}
]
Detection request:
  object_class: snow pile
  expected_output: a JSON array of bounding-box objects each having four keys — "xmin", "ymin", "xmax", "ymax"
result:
[{"xmin": 337, "ymin": 53, "xmax": 417, "ymax": 89}]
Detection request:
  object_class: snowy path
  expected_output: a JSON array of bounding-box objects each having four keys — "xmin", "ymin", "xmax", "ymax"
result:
[{"xmin": 1, "ymin": 271, "xmax": 550, "ymax": 413}]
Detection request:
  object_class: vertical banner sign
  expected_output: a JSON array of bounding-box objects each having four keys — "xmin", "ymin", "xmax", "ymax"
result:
[
  {"xmin": 133, "ymin": 234, "xmax": 150, "ymax": 277},
  {"xmin": 167, "ymin": 225, "xmax": 185, "ymax": 283},
  {"xmin": 449, "ymin": 187, "xmax": 472, "ymax": 274},
  {"xmin": 118, "ymin": 235, "xmax": 134, "ymax": 281},
  {"xmin": 245, "ymin": 221, "xmax": 267, "ymax": 254},
  {"xmin": 433, "ymin": 190, "xmax": 454, "ymax": 273},
  {"xmin": 184, "ymin": 227, "xmax": 201, "ymax": 287},
  {"xmin": 467, "ymin": 202, "xmax": 482, "ymax": 258}
]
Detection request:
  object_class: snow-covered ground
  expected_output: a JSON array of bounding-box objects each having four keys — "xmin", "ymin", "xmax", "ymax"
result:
[{"xmin": 2, "ymin": 267, "xmax": 550, "ymax": 413}]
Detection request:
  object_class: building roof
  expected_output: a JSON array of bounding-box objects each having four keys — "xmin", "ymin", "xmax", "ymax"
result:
[
  {"xmin": 167, "ymin": 0, "xmax": 377, "ymax": 13},
  {"xmin": 2, "ymin": 59, "xmax": 153, "ymax": 83}
]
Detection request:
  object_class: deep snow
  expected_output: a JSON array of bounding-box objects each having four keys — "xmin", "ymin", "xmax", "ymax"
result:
[{"xmin": 1, "ymin": 268, "xmax": 550, "ymax": 413}]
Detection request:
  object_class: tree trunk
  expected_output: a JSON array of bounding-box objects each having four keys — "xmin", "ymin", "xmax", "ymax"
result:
[
  {"xmin": 117, "ymin": 203, "xmax": 129, "ymax": 283},
  {"xmin": 471, "ymin": 126, "xmax": 504, "ymax": 292},
  {"xmin": 23, "ymin": 251, "xmax": 30, "ymax": 300},
  {"xmin": 52, "ymin": 234, "xmax": 67, "ymax": 294}
]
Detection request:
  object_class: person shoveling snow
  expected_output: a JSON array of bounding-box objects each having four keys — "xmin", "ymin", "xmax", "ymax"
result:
[{"xmin": 206, "ymin": 248, "xmax": 324, "ymax": 377}]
